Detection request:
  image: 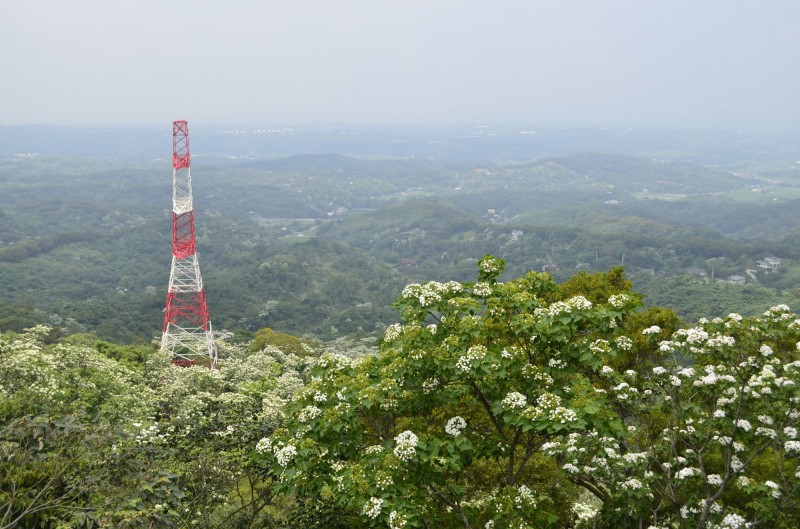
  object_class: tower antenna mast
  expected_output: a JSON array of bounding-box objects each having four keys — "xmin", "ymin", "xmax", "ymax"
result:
[{"xmin": 161, "ymin": 120, "xmax": 217, "ymax": 366}]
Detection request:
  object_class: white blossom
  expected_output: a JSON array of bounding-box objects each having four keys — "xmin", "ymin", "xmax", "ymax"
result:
[
  {"xmin": 275, "ymin": 444, "xmax": 297, "ymax": 467},
  {"xmin": 675, "ymin": 467, "xmax": 699, "ymax": 480},
  {"xmin": 734, "ymin": 419, "xmax": 752, "ymax": 432},
  {"xmin": 445, "ymin": 416, "xmax": 467, "ymax": 437},
  {"xmin": 389, "ymin": 510, "xmax": 407, "ymax": 529},
  {"xmin": 502, "ymin": 391, "xmax": 527, "ymax": 410},
  {"xmin": 255, "ymin": 437, "xmax": 272, "ymax": 454},
  {"xmin": 785, "ymin": 440, "xmax": 800, "ymax": 453},
  {"xmin": 620, "ymin": 478, "xmax": 643, "ymax": 490},
  {"xmin": 608, "ymin": 294, "xmax": 631, "ymax": 308},
  {"xmin": 394, "ymin": 430, "xmax": 419, "ymax": 462},
  {"xmin": 719, "ymin": 513, "xmax": 749, "ymax": 529},
  {"xmin": 362, "ymin": 497, "xmax": 383, "ymax": 519}
]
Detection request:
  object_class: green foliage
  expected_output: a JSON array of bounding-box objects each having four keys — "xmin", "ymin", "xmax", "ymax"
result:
[
  {"xmin": 251, "ymin": 328, "xmax": 315, "ymax": 356},
  {"xmin": 257, "ymin": 257, "xmax": 644, "ymax": 528}
]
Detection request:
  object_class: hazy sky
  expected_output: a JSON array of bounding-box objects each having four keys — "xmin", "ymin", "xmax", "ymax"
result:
[{"xmin": 1, "ymin": 0, "xmax": 798, "ymax": 131}]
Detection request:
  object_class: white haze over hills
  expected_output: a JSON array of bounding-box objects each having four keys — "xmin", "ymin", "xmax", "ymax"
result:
[{"xmin": 1, "ymin": 0, "xmax": 798, "ymax": 133}]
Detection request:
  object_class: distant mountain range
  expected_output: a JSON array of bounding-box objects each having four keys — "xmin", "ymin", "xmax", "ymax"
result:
[{"xmin": 2, "ymin": 124, "xmax": 799, "ymax": 164}]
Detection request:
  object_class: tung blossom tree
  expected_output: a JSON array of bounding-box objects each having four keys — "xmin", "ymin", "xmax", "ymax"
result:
[
  {"xmin": 256, "ymin": 256, "xmax": 649, "ymax": 528},
  {"xmin": 255, "ymin": 257, "xmax": 800, "ymax": 529},
  {"xmin": 546, "ymin": 307, "xmax": 800, "ymax": 528}
]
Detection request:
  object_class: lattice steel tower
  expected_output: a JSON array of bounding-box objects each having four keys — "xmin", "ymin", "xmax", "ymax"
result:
[{"xmin": 161, "ymin": 120, "xmax": 217, "ymax": 365}]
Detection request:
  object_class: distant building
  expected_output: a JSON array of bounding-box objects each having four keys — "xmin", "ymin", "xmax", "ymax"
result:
[
  {"xmin": 400, "ymin": 258, "xmax": 419, "ymax": 268},
  {"xmin": 727, "ymin": 275, "xmax": 746, "ymax": 285},
  {"xmin": 485, "ymin": 209, "xmax": 502, "ymax": 223},
  {"xmin": 756, "ymin": 257, "xmax": 782, "ymax": 272},
  {"xmin": 542, "ymin": 264, "xmax": 559, "ymax": 273}
]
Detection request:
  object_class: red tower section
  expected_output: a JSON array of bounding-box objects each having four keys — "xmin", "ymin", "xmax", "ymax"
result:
[{"xmin": 161, "ymin": 120, "xmax": 217, "ymax": 365}]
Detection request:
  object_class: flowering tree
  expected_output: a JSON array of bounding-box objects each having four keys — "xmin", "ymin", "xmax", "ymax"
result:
[
  {"xmin": 0, "ymin": 327, "xmax": 313, "ymax": 528},
  {"xmin": 545, "ymin": 307, "xmax": 800, "ymax": 529},
  {"xmin": 255, "ymin": 256, "xmax": 645, "ymax": 528},
  {"xmin": 0, "ymin": 327, "xmax": 181, "ymax": 528}
]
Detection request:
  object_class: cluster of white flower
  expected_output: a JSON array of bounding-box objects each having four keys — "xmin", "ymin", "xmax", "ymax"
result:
[
  {"xmin": 135, "ymin": 424, "xmax": 166, "ymax": 445},
  {"xmin": 759, "ymin": 344, "xmax": 774, "ymax": 357},
  {"xmin": 675, "ymin": 467, "xmax": 699, "ymax": 480},
  {"xmin": 298, "ymin": 405, "xmax": 322, "ymax": 423},
  {"xmin": 375, "ymin": 473, "xmax": 394, "ymax": 489},
  {"xmin": 608, "ymin": 294, "xmax": 632, "ymax": 308},
  {"xmin": 568, "ymin": 295, "xmax": 594, "ymax": 310},
  {"xmin": 456, "ymin": 345, "xmax": 488, "ymax": 372},
  {"xmin": 572, "ymin": 502, "xmax": 599, "ymax": 522},
  {"xmin": 615, "ymin": 336, "xmax": 633, "ymax": 351},
  {"xmin": 538, "ymin": 296, "xmax": 593, "ymax": 318},
  {"xmin": 764, "ymin": 304, "xmax": 792, "ymax": 317},
  {"xmin": 502, "ymin": 391, "xmax": 528, "ymax": 410},
  {"xmin": 756, "ymin": 427, "xmax": 777, "ymax": 439},
  {"xmin": 562, "ymin": 463, "xmax": 580, "ymax": 474},
  {"xmin": 364, "ymin": 444, "xmax": 385, "ymax": 455},
  {"xmin": 384, "ymin": 323, "xmax": 403, "ymax": 343},
  {"xmin": 362, "ymin": 497, "xmax": 383, "ymax": 519},
  {"xmin": 601, "ymin": 365, "xmax": 615, "ymax": 375},
  {"xmin": 707, "ymin": 334, "xmax": 736, "ymax": 347},
  {"xmin": 401, "ymin": 281, "xmax": 460, "ymax": 306},
  {"xmin": 734, "ymin": 419, "xmax": 752, "ymax": 432},
  {"xmin": 445, "ymin": 416, "xmax": 467, "ymax": 437},
  {"xmin": 784, "ymin": 440, "xmax": 800, "ymax": 453},
  {"xmin": 393, "ymin": 430, "xmax": 419, "ymax": 461},
  {"xmin": 388, "ymin": 510, "xmax": 407, "ymax": 529},
  {"xmin": 620, "ymin": 478, "xmax": 643, "ymax": 490},
  {"xmin": 590, "ymin": 339, "xmax": 610, "ymax": 354},
  {"xmin": 515, "ymin": 484, "xmax": 536, "ymax": 507},
  {"xmin": 621, "ymin": 452, "xmax": 648, "ymax": 464},
  {"xmin": 521, "ymin": 365, "xmax": 554, "ymax": 386},
  {"xmin": 315, "ymin": 352, "xmax": 353, "ymax": 371},
  {"xmin": 479, "ymin": 257, "xmax": 503, "ymax": 274},
  {"xmin": 642, "ymin": 325, "xmax": 662, "ymax": 335},
  {"xmin": 784, "ymin": 426, "xmax": 798, "ymax": 438},
  {"xmin": 421, "ymin": 377, "xmax": 439, "ymax": 394},
  {"xmin": 255, "ymin": 437, "xmax": 272, "ymax": 454},
  {"xmin": 764, "ymin": 480, "xmax": 781, "ymax": 498},
  {"xmin": 473, "ymin": 282, "xmax": 493, "ymax": 297},
  {"xmin": 675, "ymin": 327, "xmax": 709, "ymax": 344},
  {"xmin": 275, "ymin": 444, "xmax": 297, "ymax": 467},
  {"xmin": 719, "ymin": 513, "xmax": 750, "ymax": 529},
  {"xmin": 552, "ymin": 406, "xmax": 579, "ymax": 423},
  {"xmin": 707, "ymin": 474, "xmax": 723, "ymax": 485}
]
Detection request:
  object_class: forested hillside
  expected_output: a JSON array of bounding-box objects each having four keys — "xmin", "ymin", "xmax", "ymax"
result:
[
  {"xmin": 3, "ymin": 260, "xmax": 800, "ymax": 528},
  {"xmin": 2, "ymin": 136, "xmax": 800, "ymax": 342},
  {"xmin": 4, "ymin": 128, "xmax": 800, "ymax": 527}
]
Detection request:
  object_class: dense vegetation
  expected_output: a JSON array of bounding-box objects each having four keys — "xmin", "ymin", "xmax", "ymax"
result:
[
  {"xmin": 3, "ymin": 259, "xmax": 800, "ymax": 528},
  {"xmin": 2, "ymin": 137, "xmax": 800, "ymax": 342},
  {"xmin": 3, "ymin": 128, "xmax": 800, "ymax": 526}
]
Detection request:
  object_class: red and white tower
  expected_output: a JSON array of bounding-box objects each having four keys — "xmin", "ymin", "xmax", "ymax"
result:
[{"xmin": 161, "ymin": 120, "xmax": 217, "ymax": 365}]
